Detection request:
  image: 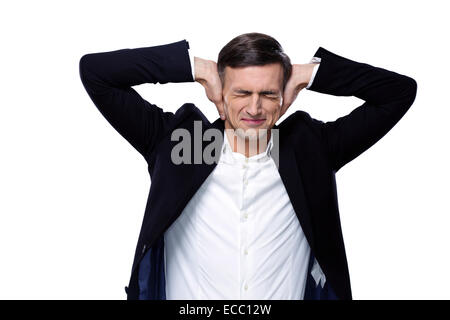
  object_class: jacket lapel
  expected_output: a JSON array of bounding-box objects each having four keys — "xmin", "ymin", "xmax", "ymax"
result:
[
  {"xmin": 276, "ymin": 130, "xmax": 315, "ymax": 251},
  {"xmin": 142, "ymin": 117, "xmax": 224, "ymax": 250}
]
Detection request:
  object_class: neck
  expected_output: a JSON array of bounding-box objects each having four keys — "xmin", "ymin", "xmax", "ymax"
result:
[{"xmin": 224, "ymin": 122, "xmax": 271, "ymax": 158}]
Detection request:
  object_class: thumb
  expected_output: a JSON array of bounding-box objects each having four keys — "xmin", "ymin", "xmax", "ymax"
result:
[
  {"xmin": 280, "ymin": 94, "xmax": 289, "ymax": 117},
  {"xmin": 280, "ymin": 102, "xmax": 289, "ymax": 118},
  {"xmin": 216, "ymin": 101, "xmax": 226, "ymax": 120}
]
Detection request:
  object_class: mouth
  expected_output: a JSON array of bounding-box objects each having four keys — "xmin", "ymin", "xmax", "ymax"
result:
[{"xmin": 241, "ymin": 118, "xmax": 266, "ymax": 126}]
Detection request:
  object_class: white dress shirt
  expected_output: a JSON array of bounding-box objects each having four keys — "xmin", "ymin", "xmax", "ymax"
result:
[{"xmin": 165, "ymin": 131, "xmax": 314, "ymax": 299}]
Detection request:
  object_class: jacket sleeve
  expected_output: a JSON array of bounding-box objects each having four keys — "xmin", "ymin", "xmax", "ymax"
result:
[
  {"xmin": 306, "ymin": 47, "xmax": 418, "ymax": 173},
  {"xmin": 79, "ymin": 39, "xmax": 195, "ymax": 161}
]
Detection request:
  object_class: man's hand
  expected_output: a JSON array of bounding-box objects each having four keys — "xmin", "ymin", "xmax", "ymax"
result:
[
  {"xmin": 194, "ymin": 57, "xmax": 226, "ymax": 120},
  {"xmin": 280, "ymin": 63, "xmax": 317, "ymax": 118}
]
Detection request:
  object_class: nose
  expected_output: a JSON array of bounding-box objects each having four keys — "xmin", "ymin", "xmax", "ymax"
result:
[{"xmin": 245, "ymin": 95, "xmax": 262, "ymax": 117}]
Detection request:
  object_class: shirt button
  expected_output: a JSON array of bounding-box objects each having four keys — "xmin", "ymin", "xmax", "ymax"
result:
[
  {"xmin": 244, "ymin": 249, "xmax": 248, "ymax": 255},
  {"xmin": 244, "ymin": 213, "xmax": 248, "ymax": 219},
  {"xmin": 244, "ymin": 179, "xmax": 248, "ymax": 186},
  {"xmin": 244, "ymin": 284, "xmax": 248, "ymax": 290}
]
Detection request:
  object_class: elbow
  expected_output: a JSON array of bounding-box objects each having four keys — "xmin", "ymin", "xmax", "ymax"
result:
[
  {"xmin": 79, "ymin": 53, "xmax": 94, "ymax": 70},
  {"xmin": 79, "ymin": 54, "xmax": 92, "ymax": 84},
  {"xmin": 406, "ymin": 76, "xmax": 417, "ymax": 95},
  {"xmin": 79, "ymin": 53, "xmax": 101, "ymax": 97},
  {"xmin": 398, "ymin": 75, "xmax": 418, "ymax": 112},
  {"xmin": 79, "ymin": 53, "xmax": 111, "ymax": 96},
  {"xmin": 389, "ymin": 75, "xmax": 418, "ymax": 120},
  {"xmin": 79, "ymin": 53, "xmax": 100, "ymax": 85},
  {"xmin": 405, "ymin": 76, "xmax": 418, "ymax": 106}
]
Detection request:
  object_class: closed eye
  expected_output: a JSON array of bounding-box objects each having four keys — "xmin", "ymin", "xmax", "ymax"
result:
[
  {"xmin": 235, "ymin": 92, "xmax": 278, "ymax": 97},
  {"xmin": 233, "ymin": 90, "xmax": 279, "ymax": 98}
]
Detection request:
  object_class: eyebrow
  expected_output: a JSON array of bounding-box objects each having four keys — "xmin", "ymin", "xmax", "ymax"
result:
[{"xmin": 233, "ymin": 88, "xmax": 280, "ymax": 95}]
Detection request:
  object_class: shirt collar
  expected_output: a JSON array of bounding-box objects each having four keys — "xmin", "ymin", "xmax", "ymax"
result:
[{"xmin": 219, "ymin": 131, "xmax": 274, "ymax": 165}]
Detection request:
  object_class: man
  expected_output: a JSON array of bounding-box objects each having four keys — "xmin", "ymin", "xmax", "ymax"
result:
[{"xmin": 79, "ymin": 32, "xmax": 417, "ymax": 300}]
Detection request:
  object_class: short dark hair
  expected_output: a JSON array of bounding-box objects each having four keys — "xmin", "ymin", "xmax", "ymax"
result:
[{"xmin": 217, "ymin": 32, "xmax": 292, "ymax": 92}]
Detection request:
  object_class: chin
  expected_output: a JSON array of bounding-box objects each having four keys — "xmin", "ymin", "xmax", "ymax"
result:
[{"xmin": 236, "ymin": 126, "xmax": 270, "ymax": 141}]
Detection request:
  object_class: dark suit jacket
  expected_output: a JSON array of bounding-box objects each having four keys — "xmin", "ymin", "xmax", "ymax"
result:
[{"xmin": 79, "ymin": 39, "xmax": 417, "ymax": 300}]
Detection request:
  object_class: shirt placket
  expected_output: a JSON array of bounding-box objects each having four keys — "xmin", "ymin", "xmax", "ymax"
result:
[{"xmin": 240, "ymin": 156, "xmax": 250, "ymax": 298}]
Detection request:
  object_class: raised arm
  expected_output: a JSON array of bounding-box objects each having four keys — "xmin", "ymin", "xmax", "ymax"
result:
[
  {"xmin": 306, "ymin": 47, "xmax": 417, "ymax": 173},
  {"xmin": 78, "ymin": 39, "xmax": 195, "ymax": 161}
]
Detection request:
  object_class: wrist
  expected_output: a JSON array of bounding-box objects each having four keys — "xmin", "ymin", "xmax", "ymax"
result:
[
  {"xmin": 194, "ymin": 57, "xmax": 210, "ymax": 82},
  {"xmin": 291, "ymin": 63, "xmax": 317, "ymax": 89},
  {"xmin": 305, "ymin": 63, "xmax": 320, "ymax": 90},
  {"xmin": 302, "ymin": 63, "xmax": 317, "ymax": 88}
]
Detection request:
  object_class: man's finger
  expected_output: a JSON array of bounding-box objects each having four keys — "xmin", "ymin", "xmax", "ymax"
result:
[
  {"xmin": 280, "ymin": 94, "xmax": 292, "ymax": 116},
  {"xmin": 216, "ymin": 102, "xmax": 226, "ymax": 120},
  {"xmin": 280, "ymin": 103, "xmax": 288, "ymax": 117}
]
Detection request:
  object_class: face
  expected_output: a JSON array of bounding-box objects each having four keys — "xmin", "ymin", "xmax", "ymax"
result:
[{"xmin": 222, "ymin": 63, "xmax": 283, "ymax": 140}]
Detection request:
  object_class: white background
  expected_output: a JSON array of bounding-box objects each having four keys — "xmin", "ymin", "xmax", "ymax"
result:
[{"xmin": 1, "ymin": 0, "xmax": 449, "ymax": 299}]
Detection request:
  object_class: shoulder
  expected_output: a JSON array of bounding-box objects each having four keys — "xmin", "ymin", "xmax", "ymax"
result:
[
  {"xmin": 172, "ymin": 103, "xmax": 210, "ymax": 128},
  {"xmin": 277, "ymin": 110, "xmax": 324, "ymax": 141},
  {"xmin": 145, "ymin": 103, "xmax": 210, "ymax": 166},
  {"xmin": 153, "ymin": 102, "xmax": 211, "ymax": 147}
]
